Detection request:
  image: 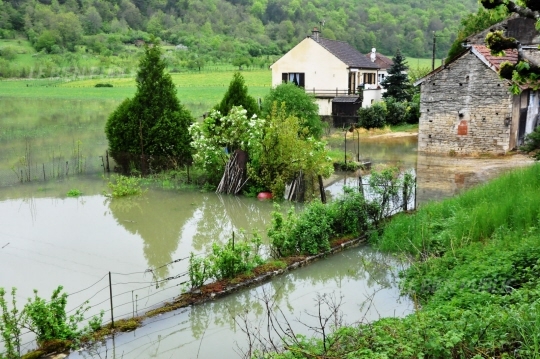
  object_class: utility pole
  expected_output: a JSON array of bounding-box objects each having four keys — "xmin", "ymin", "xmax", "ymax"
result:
[{"xmin": 432, "ymin": 32, "xmax": 436, "ymax": 71}]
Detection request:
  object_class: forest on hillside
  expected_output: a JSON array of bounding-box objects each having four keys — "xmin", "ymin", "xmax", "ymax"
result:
[{"xmin": 0, "ymin": 0, "xmax": 477, "ymax": 62}]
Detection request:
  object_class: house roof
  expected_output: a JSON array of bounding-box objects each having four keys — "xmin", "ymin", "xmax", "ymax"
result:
[
  {"xmin": 313, "ymin": 37, "xmax": 380, "ymax": 69},
  {"xmin": 471, "ymin": 45, "xmax": 519, "ymax": 72},
  {"xmin": 414, "ymin": 45, "xmax": 519, "ymax": 86},
  {"xmin": 366, "ymin": 52, "xmax": 393, "ymax": 70},
  {"xmin": 332, "ymin": 96, "xmax": 362, "ymax": 103}
]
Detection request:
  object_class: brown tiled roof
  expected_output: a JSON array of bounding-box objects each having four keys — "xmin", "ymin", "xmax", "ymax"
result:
[
  {"xmin": 414, "ymin": 46, "xmax": 519, "ymax": 86},
  {"xmin": 472, "ymin": 45, "xmax": 519, "ymax": 71},
  {"xmin": 314, "ymin": 37, "xmax": 379, "ymax": 69},
  {"xmin": 366, "ymin": 52, "xmax": 393, "ymax": 69}
]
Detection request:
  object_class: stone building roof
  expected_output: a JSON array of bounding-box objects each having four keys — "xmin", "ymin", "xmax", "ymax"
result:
[
  {"xmin": 414, "ymin": 45, "xmax": 519, "ymax": 86},
  {"xmin": 471, "ymin": 45, "xmax": 519, "ymax": 72},
  {"xmin": 311, "ymin": 37, "xmax": 380, "ymax": 69}
]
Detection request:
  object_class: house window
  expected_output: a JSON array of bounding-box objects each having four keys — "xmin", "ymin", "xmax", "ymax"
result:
[
  {"xmin": 363, "ymin": 73, "xmax": 376, "ymax": 85},
  {"xmin": 281, "ymin": 73, "xmax": 305, "ymax": 87}
]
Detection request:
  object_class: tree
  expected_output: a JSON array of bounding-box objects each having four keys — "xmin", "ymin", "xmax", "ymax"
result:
[
  {"xmin": 249, "ymin": 105, "xmax": 333, "ymax": 198},
  {"xmin": 215, "ymin": 72, "xmax": 259, "ymax": 118},
  {"xmin": 381, "ymin": 49, "xmax": 412, "ymax": 102},
  {"xmin": 261, "ymin": 83, "xmax": 323, "ymax": 139},
  {"xmin": 105, "ymin": 40, "xmax": 194, "ymax": 173},
  {"xmin": 479, "ymin": 0, "xmax": 540, "ymax": 93}
]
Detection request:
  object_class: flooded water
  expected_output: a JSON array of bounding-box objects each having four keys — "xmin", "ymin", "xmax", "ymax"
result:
[
  {"xmin": 0, "ymin": 177, "xmax": 411, "ymax": 357},
  {"xmin": 1, "ymin": 97, "xmax": 535, "ymax": 358}
]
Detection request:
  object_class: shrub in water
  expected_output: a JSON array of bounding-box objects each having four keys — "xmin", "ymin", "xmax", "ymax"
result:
[{"xmin": 106, "ymin": 175, "xmax": 143, "ymax": 198}]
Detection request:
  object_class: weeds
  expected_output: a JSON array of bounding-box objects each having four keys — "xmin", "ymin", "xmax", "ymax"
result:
[
  {"xmin": 66, "ymin": 189, "xmax": 82, "ymax": 197},
  {"xmin": 188, "ymin": 231, "xmax": 265, "ymax": 288},
  {"xmin": 105, "ymin": 175, "xmax": 144, "ymax": 198}
]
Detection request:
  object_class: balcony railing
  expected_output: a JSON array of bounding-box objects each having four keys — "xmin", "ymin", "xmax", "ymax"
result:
[{"xmin": 306, "ymin": 86, "xmax": 379, "ymax": 97}]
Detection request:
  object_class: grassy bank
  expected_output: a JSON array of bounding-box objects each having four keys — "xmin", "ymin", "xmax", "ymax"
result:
[{"xmin": 266, "ymin": 163, "xmax": 540, "ymax": 358}]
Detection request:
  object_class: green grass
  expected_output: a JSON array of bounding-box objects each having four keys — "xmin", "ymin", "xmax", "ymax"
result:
[
  {"xmin": 406, "ymin": 57, "xmax": 438, "ymax": 69},
  {"xmin": 374, "ymin": 163, "xmax": 540, "ymax": 256},
  {"xmin": 0, "ymin": 70, "xmax": 272, "ymax": 117},
  {"xmin": 389, "ymin": 123, "xmax": 418, "ymax": 132}
]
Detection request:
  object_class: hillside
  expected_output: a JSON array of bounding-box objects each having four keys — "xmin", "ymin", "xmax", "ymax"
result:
[{"xmin": 0, "ymin": 0, "xmax": 477, "ymax": 76}]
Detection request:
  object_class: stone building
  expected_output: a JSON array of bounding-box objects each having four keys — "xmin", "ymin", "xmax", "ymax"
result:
[
  {"xmin": 415, "ymin": 44, "xmax": 539, "ymax": 154},
  {"xmin": 416, "ymin": 16, "xmax": 540, "ymax": 155}
]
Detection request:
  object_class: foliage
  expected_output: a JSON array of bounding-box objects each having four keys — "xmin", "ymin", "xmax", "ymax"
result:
[
  {"xmin": 215, "ymin": 72, "xmax": 259, "ymax": 119},
  {"xmin": 447, "ymin": 5, "xmax": 508, "ymax": 60},
  {"xmin": 189, "ymin": 106, "xmax": 266, "ymax": 182},
  {"xmin": 209, "ymin": 231, "xmax": 264, "ymax": 280},
  {"xmin": 105, "ymin": 40, "xmax": 194, "ymax": 173},
  {"xmin": 66, "ymin": 189, "xmax": 82, "ymax": 197},
  {"xmin": 0, "ymin": 0, "xmax": 475, "ymax": 61},
  {"xmin": 521, "ymin": 126, "xmax": 540, "ymax": 160},
  {"xmin": 264, "ymin": 166, "xmax": 540, "ymax": 359},
  {"xmin": 105, "ymin": 175, "xmax": 143, "ymax": 198},
  {"xmin": 0, "ymin": 288, "xmax": 22, "ymax": 359},
  {"xmin": 188, "ymin": 253, "xmax": 211, "ymax": 288},
  {"xmin": 478, "ymin": 0, "xmax": 540, "ymax": 93},
  {"xmin": 381, "ymin": 49, "xmax": 412, "ymax": 102},
  {"xmin": 187, "ymin": 231, "xmax": 264, "ymax": 288},
  {"xmin": 249, "ymin": 106, "xmax": 333, "ymax": 198},
  {"xmin": 384, "ymin": 97, "xmax": 407, "ymax": 126},
  {"xmin": 268, "ymin": 188, "xmax": 375, "ymax": 258},
  {"xmin": 23, "ymin": 286, "xmax": 103, "ymax": 344},
  {"xmin": 261, "ymin": 83, "xmax": 323, "ymax": 139},
  {"xmin": 367, "ymin": 166, "xmax": 415, "ymax": 223},
  {"xmin": 357, "ymin": 101, "xmax": 387, "ymax": 129},
  {"xmin": 94, "ymin": 83, "xmax": 113, "ymax": 88}
]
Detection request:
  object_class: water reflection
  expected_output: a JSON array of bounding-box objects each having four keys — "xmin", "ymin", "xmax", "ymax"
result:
[{"xmin": 70, "ymin": 246, "xmax": 412, "ymax": 359}]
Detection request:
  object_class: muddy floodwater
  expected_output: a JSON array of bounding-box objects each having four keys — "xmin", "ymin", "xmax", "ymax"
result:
[{"xmin": 0, "ymin": 97, "xmax": 535, "ymax": 358}]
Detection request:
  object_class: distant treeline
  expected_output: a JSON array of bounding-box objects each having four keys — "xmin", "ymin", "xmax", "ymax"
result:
[{"xmin": 0, "ymin": 0, "xmax": 478, "ymax": 61}]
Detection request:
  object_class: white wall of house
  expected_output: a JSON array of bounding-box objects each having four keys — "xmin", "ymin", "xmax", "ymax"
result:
[
  {"xmin": 271, "ymin": 38, "xmax": 348, "ymax": 91},
  {"xmin": 315, "ymin": 98, "xmax": 333, "ymax": 116},
  {"xmin": 362, "ymin": 89, "xmax": 383, "ymax": 108}
]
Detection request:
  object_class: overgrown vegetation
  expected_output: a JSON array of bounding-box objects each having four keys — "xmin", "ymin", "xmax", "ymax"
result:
[
  {"xmin": 188, "ymin": 232, "xmax": 264, "ymax": 288},
  {"xmin": 0, "ymin": 286, "xmax": 103, "ymax": 359},
  {"xmin": 215, "ymin": 72, "xmax": 259, "ymax": 119},
  {"xmin": 268, "ymin": 188, "xmax": 376, "ymax": 257},
  {"xmin": 105, "ymin": 175, "xmax": 143, "ymax": 198},
  {"xmin": 521, "ymin": 126, "xmax": 540, "ymax": 161},
  {"xmin": 260, "ymin": 164, "xmax": 540, "ymax": 359}
]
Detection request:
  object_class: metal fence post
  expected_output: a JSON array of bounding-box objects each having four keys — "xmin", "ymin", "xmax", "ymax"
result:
[{"xmin": 109, "ymin": 271, "xmax": 114, "ymax": 328}]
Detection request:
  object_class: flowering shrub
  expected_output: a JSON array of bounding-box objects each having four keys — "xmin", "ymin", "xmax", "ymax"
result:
[{"xmin": 189, "ymin": 106, "xmax": 265, "ymax": 180}]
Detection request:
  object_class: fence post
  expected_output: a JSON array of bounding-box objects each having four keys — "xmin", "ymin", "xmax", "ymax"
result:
[
  {"xmin": 109, "ymin": 271, "xmax": 114, "ymax": 328},
  {"xmin": 402, "ymin": 184, "xmax": 408, "ymax": 211},
  {"xmin": 318, "ymin": 175, "xmax": 326, "ymax": 204},
  {"xmin": 358, "ymin": 174, "xmax": 364, "ymax": 197},
  {"xmin": 106, "ymin": 150, "xmax": 110, "ymax": 173}
]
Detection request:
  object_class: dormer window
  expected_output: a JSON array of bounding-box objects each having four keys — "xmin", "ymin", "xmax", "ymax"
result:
[{"xmin": 282, "ymin": 73, "xmax": 305, "ymax": 87}]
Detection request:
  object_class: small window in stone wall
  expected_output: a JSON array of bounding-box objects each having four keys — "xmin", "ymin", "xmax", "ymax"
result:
[{"xmin": 458, "ymin": 120, "xmax": 468, "ymax": 135}]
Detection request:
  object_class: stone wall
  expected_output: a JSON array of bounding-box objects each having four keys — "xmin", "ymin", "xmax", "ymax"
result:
[{"xmin": 418, "ymin": 51, "xmax": 514, "ymax": 154}]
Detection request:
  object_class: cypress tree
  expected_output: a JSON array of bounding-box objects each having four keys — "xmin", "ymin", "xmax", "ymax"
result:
[
  {"xmin": 105, "ymin": 40, "xmax": 194, "ymax": 172},
  {"xmin": 381, "ymin": 49, "xmax": 412, "ymax": 102},
  {"xmin": 215, "ymin": 72, "xmax": 259, "ymax": 118}
]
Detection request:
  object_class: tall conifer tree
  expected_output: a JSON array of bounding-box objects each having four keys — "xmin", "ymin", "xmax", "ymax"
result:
[
  {"xmin": 381, "ymin": 49, "xmax": 412, "ymax": 102},
  {"xmin": 105, "ymin": 40, "xmax": 194, "ymax": 172}
]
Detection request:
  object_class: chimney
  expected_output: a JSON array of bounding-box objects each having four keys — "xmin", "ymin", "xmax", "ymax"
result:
[{"xmin": 312, "ymin": 27, "xmax": 320, "ymax": 42}]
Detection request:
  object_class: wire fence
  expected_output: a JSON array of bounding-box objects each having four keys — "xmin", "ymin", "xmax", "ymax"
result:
[{"xmin": 0, "ymin": 253, "xmax": 206, "ymax": 354}]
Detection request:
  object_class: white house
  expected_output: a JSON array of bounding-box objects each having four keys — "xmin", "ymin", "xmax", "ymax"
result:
[
  {"xmin": 366, "ymin": 49, "xmax": 394, "ymax": 91},
  {"xmin": 270, "ymin": 28, "xmax": 382, "ymax": 118}
]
